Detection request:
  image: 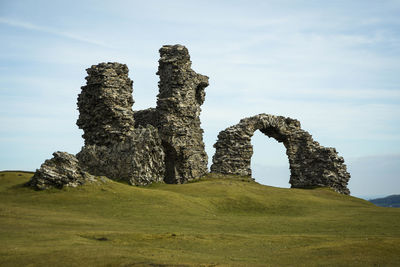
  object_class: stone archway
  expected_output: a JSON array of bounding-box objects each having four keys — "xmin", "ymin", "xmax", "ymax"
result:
[
  {"xmin": 210, "ymin": 114, "xmax": 350, "ymax": 194},
  {"xmin": 251, "ymin": 129, "xmax": 291, "ymax": 188}
]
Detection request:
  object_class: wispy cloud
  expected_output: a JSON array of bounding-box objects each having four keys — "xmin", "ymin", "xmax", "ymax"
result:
[{"xmin": 0, "ymin": 17, "xmax": 111, "ymax": 48}]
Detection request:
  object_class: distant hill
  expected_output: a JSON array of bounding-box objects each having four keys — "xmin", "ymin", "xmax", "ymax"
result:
[{"xmin": 370, "ymin": 195, "xmax": 400, "ymax": 207}]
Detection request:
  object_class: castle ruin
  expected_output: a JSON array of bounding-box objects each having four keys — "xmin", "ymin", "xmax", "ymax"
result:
[
  {"xmin": 28, "ymin": 44, "xmax": 351, "ymax": 194},
  {"xmin": 210, "ymin": 114, "xmax": 350, "ymax": 194}
]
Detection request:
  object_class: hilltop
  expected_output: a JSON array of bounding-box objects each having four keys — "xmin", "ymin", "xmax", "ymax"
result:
[{"xmin": 1, "ymin": 171, "xmax": 399, "ymax": 266}]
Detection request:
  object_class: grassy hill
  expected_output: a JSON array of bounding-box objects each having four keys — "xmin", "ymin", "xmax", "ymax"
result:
[{"xmin": 1, "ymin": 171, "xmax": 399, "ymax": 266}]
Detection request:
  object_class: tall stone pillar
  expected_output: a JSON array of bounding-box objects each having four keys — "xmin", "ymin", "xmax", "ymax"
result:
[
  {"xmin": 77, "ymin": 63, "xmax": 135, "ymax": 146},
  {"xmin": 156, "ymin": 45, "xmax": 209, "ymax": 183},
  {"xmin": 76, "ymin": 62, "xmax": 165, "ymax": 185}
]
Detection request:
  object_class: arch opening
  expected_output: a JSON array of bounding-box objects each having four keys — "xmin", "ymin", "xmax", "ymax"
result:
[
  {"xmin": 210, "ymin": 114, "xmax": 351, "ymax": 194},
  {"xmin": 251, "ymin": 130, "xmax": 290, "ymax": 188}
]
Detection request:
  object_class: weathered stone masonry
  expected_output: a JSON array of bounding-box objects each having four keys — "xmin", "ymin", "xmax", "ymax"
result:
[
  {"xmin": 77, "ymin": 45, "xmax": 209, "ymax": 185},
  {"xmin": 27, "ymin": 44, "xmax": 351, "ymax": 195},
  {"xmin": 76, "ymin": 62, "xmax": 135, "ymax": 146},
  {"xmin": 27, "ymin": 151, "xmax": 98, "ymax": 190},
  {"xmin": 155, "ymin": 45, "xmax": 209, "ymax": 183},
  {"xmin": 134, "ymin": 45, "xmax": 209, "ymax": 184},
  {"xmin": 75, "ymin": 62, "xmax": 165, "ymax": 186},
  {"xmin": 210, "ymin": 114, "xmax": 351, "ymax": 194},
  {"xmin": 28, "ymin": 45, "xmax": 209, "ymax": 189}
]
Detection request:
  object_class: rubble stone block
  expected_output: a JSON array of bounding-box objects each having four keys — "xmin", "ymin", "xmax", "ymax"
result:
[{"xmin": 27, "ymin": 151, "xmax": 98, "ymax": 190}]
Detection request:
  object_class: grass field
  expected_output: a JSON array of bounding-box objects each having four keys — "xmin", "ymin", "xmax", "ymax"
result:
[{"xmin": 0, "ymin": 171, "xmax": 399, "ymax": 266}]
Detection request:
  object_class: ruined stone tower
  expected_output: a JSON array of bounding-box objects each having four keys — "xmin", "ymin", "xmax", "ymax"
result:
[
  {"xmin": 156, "ymin": 45, "xmax": 209, "ymax": 183},
  {"xmin": 76, "ymin": 63, "xmax": 165, "ymax": 186},
  {"xmin": 76, "ymin": 63, "xmax": 135, "ymax": 146},
  {"xmin": 76, "ymin": 45, "xmax": 209, "ymax": 185},
  {"xmin": 134, "ymin": 45, "xmax": 209, "ymax": 184}
]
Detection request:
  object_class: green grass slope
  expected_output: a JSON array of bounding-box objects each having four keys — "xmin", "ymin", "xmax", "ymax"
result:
[{"xmin": 1, "ymin": 171, "xmax": 399, "ymax": 266}]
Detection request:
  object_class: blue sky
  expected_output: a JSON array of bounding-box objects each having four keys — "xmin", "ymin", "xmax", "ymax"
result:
[{"xmin": 1, "ymin": 0, "xmax": 399, "ymax": 197}]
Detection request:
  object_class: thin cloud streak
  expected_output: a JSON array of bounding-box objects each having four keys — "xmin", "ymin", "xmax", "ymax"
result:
[{"xmin": 0, "ymin": 17, "xmax": 111, "ymax": 48}]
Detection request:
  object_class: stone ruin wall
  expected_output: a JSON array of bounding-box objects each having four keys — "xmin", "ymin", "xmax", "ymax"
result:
[
  {"xmin": 76, "ymin": 125, "xmax": 165, "ymax": 186},
  {"xmin": 133, "ymin": 108, "xmax": 158, "ymax": 128},
  {"xmin": 75, "ymin": 62, "xmax": 165, "ymax": 185},
  {"xmin": 28, "ymin": 44, "xmax": 209, "ymax": 189},
  {"xmin": 76, "ymin": 63, "xmax": 135, "ymax": 146},
  {"xmin": 28, "ymin": 44, "xmax": 351, "ymax": 195},
  {"xmin": 77, "ymin": 45, "xmax": 209, "ymax": 185},
  {"xmin": 132, "ymin": 45, "xmax": 209, "ymax": 183},
  {"xmin": 154, "ymin": 45, "xmax": 209, "ymax": 183},
  {"xmin": 210, "ymin": 114, "xmax": 351, "ymax": 194}
]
